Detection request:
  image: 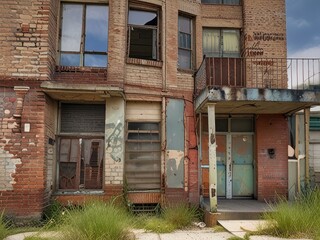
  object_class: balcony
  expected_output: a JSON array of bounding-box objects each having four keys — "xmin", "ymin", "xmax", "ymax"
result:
[
  {"xmin": 194, "ymin": 57, "xmax": 320, "ymax": 114},
  {"xmin": 195, "ymin": 57, "xmax": 320, "ymax": 96}
]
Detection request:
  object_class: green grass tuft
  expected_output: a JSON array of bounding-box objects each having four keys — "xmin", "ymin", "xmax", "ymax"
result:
[
  {"xmin": 60, "ymin": 201, "xmax": 132, "ymax": 240},
  {"xmin": 0, "ymin": 212, "xmax": 9, "ymax": 240},
  {"xmin": 261, "ymin": 188, "xmax": 320, "ymax": 239},
  {"xmin": 135, "ymin": 203, "xmax": 200, "ymax": 233},
  {"xmin": 144, "ymin": 216, "xmax": 176, "ymax": 233},
  {"xmin": 162, "ymin": 203, "xmax": 199, "ymax": 229}
]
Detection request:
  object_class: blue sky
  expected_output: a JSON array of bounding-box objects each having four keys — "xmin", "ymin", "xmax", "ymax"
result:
[{"xmin": 286, "ymin": 0, "xmax": 320, "ymax": 57}]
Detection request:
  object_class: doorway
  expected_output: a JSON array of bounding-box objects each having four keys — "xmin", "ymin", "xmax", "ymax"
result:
[{"xmin": 201, "ymin": 116, "xmax": 254, "ymax": 199}]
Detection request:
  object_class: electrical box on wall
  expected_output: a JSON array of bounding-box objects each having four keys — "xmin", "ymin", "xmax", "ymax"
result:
[{"xmin": 268, "ymin": 148, "xmax": 275, "ymax": 159}]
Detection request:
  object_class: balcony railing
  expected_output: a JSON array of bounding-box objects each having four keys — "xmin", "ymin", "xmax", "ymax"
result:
[{"xmin": 194, "ymin": 57, "xmax": 320, "ymax": 97}]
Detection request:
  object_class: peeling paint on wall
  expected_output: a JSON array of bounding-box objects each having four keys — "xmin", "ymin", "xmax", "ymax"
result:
[
  {"xmin": 0, "ymin": 138, "xmax": 21, "ymax": 190},
  {"xmin": 166, "ymin": 99, "xmax": 185, "ymax": 188},
  {"xmin": 166, "ymin": 150, "xmax": 184, "ymax": 188}
]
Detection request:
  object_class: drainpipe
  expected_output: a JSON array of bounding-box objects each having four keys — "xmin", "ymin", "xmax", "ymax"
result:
[
  {"xmin": 208, "ymin": 103, "xmax": 217, "ymax": 212},
  {"xmin": 304, "ymin": 107, "xmax": 310, "ymax": 184}
]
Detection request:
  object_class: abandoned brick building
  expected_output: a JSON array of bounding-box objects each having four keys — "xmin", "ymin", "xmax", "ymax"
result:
[{"xmin": 1, "ymin": 0, "xmax": 320, "ymax": 222}]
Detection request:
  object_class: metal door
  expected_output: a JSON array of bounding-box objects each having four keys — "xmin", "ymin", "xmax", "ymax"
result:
[
  {"xmin": 216, "ymin": 134, "xmax": 254, "ymax": 198},
  {"xmin": 231, "ymin": 135, "xmax": 254, "ymax": 197}
]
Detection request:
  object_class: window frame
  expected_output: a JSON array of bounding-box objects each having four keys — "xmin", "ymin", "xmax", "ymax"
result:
[
  {"xmin": 127, "ymin": 4, "xmax": 161, "ymax": 61},
  {"xmin": 178, "ymin": 14, "xmax": 194, "ymax": 70},
  {"xmin": 59, "ymin": 2, "xmax": 109, "ymax": 67},
  {"xmin": 201, "ymin": 0, "xmax": 241, "ymax": 5},
  {"xmin": 202, "ymin": 28, "xmax": 240, "ymax": 58},
  {"xmin": 56, "ymin": 102, "xmax": 106, "ymax": 192}
]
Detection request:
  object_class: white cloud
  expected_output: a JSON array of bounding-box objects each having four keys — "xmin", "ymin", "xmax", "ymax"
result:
[
  {"xmin": 287, "ymin": 17, "xmax": 310, "ymax": 28},
  {"xmin": 290, "ymin": 44, "xmax": 320, "ymax": 58}
]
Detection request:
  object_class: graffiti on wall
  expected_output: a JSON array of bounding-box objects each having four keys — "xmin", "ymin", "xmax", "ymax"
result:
[{"xmin": 106, "ymin": 121, "xmax": 123, "ymax": 162}]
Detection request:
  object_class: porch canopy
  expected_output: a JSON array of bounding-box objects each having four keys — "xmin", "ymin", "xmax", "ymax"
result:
[{"xmin": 195, "ymin": 86, "xmax": 320, "ymax": 115}]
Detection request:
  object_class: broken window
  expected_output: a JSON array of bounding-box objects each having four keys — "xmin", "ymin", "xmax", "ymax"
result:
[
  {"xmin": 127, "ymin": 7, "xmax": 160, "ymax": 60},
  {"xmin": 178, "ymin": 15, "xmax": 193, "ymax": 69},
  {"xmin": 201, "ymin": 0, "xmax": 240, "ymax": 5},
  {"xmin": 125, "ymin": 122, "xmax": 161, "ymax": 191},
  {"xmin": 203, "ymin": 28, "xmax": 240, "ymax": 58},
  {"xmin": 60, "ymin": 3, "xmax": 109, "ymax": 67},
  {"xmin": 58, "ymin": 138, "xmax": 104, "ymax": 190},
  {"xmin": 57, "ymin": 103, "xmax": 105, "ymax": 191}
]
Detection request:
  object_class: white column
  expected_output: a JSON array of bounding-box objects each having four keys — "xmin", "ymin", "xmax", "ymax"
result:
[{"xmin": 208, "ymin": 103, "xmax": 217, "ymax": 212}]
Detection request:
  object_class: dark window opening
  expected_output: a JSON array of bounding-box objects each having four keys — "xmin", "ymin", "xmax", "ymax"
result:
[
  {"xmin": 58, "ymin": 103, "xmax": 105, "ymax": 191},
  {"xmin": 128, "ymin": 8, "xmax": 159, "ymax": 60},
  {"xmin": 58, "ymin": 138, "xmax": 104, "ymax": 190}
]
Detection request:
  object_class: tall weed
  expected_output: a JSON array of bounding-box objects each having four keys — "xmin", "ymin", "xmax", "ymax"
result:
[
  {"xmin": 0, "ymin": 212, "xmax": 9, "ymax": 240},
  {"xmin": 61, "ymin": 201, "xmax": 132, "ymax": 240},
  {"xmin": 262, "ymin": 188, "xmax": 320, "ymax": 239}
]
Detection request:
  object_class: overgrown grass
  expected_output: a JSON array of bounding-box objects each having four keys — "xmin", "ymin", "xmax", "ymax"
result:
[
  {"xmin": 0, "ymin": 212, "xmax": 9, "ymax": 240},
  {"xmin": 60, "ymin": 201, "xmax": 132, "ymax": 240},
  {"xmin": 261, "ymin": 188, "xmax": 320, "ymax": 239},
  {"xmin": 136, "ymin": 203, "xmax": 200, "ymax": 233}
]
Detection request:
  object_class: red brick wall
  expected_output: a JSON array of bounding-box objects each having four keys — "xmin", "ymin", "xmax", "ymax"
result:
[
  {"xmin": 186, "ymin": 101, "xmax": 199, "ymax": 205},
  {"xmin": 0, "ymin": 87, "xmax": 47, "ymax": 221},
  {"xmin": 256, "ymin": 114, "xmax": 288, "ymax": 201}
]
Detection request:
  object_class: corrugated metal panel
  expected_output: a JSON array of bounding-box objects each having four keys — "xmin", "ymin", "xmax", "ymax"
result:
[
  {"xmin": 126, "ymin": 102, "xmax": 161, "ymax": 121},
  {"xmin": 310, "ymin": 117, "xmax": 320, "ymax": 131},
  {"xmin": 125, "ymin": 102, "xmax": 161, "ymax": 191},
  {"xmin": 166, "ymin": 99, "xmax": 184, "ymax": 188},
  {"xmin": 60, "ymin": 103, "xmax": 105, "ymax": 133}
]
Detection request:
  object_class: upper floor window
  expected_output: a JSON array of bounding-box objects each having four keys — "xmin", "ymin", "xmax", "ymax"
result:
[
  {"xmin": 178, "ymin": 15, "xmax": 193, "ymax": 69},
  {"xmin": 203, "ymin": 28, "xmax": 240, "ymax": 58},
  {"xmin": 60, "ymin": 3, "xmax": 109, "ymax": 67},
  {"xmin": 128, "ymin": 7, "xmax": 160, "ymax": 61},
  {"xmin": 201, "ymin": 0, "xmax": 240, "ymax": 5}
]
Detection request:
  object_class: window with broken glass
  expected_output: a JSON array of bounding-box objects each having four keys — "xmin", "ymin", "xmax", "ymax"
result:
[
  {"xmin": 59, "ymin": 3, "xmax": 109, "ymax": 67},
  {"xmin": 178, "ymin": 15, "xmax": 193, "ymax": 69},
  {"xmin": 201, "ymin": 0, "xmax": 240, "ymax": 5},
  {"xmin": 203, "ymin": 28, "xmax": 240, "ymax": 58},
  {"xmin": 125, "ymin": 122, "xmax": 161, "ymax": 191},
  {"xmin": 127, "ymin": 7, "xmax": 160, "ymax": 60},
  {"xmin": 57, "ymin": 103, "xmax": 105, "ymax": 191}
]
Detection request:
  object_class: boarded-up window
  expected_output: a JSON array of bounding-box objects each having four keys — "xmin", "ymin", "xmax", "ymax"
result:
[
  {"xmin": 125, "ymin": 122, "xmax": 161, "ymax": 191},
  {"xmin": 60, "ymin": 103, "xmax": 105, "ymax": 133},
  {"xmin": 58, "ymin": 138, "xmax": 104, "ymax": 190},
  {"xmin": 125, "ymin": 102, "xmax": 161, "ymax": 191}
]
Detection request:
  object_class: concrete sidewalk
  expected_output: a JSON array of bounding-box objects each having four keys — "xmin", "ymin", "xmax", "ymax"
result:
[{"xmin": 5, "ymin": 224, "xmax": 312, "ymax": 240}]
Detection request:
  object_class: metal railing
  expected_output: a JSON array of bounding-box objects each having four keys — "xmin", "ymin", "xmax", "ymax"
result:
[{"xmin": 194, "ymin": 57, "xmax": 320, "ymax": 97}]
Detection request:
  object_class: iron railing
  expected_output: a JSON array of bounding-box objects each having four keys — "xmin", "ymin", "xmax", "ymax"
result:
[{"xmin": 194, "ymin": 57, "xmax": 320, "ymax": 96}]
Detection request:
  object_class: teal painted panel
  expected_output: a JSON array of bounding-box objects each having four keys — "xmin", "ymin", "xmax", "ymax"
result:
[
  {"xmin": 310, "ymin": 117, "xmax": 320, "ymax": 131},
  {"xmin": 166, "ymin": 99, "xmax": 185, "ymax": 188},
  {"xmin": 232, "ymin": 135, "xmax": 253, "ymax": 197},
  {"xmin": 217, "ymin": 163, "xmax": 226, "ymax": 197},
  {"xmin": 217, "ymin": 135, "xmax": 226, "ymax": 197},
  {"xmin": 232, "ymin": 135, "xmax": 253, "ymax": 164},
  {"xmin": 232, "ymin": 165, "xmax": 254, "ymax": 197}
]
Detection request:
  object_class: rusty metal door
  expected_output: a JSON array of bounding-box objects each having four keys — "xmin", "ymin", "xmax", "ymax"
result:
[{"xmin": 216, "ymin": 134, "xmax": 254, "ymax": 198}]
